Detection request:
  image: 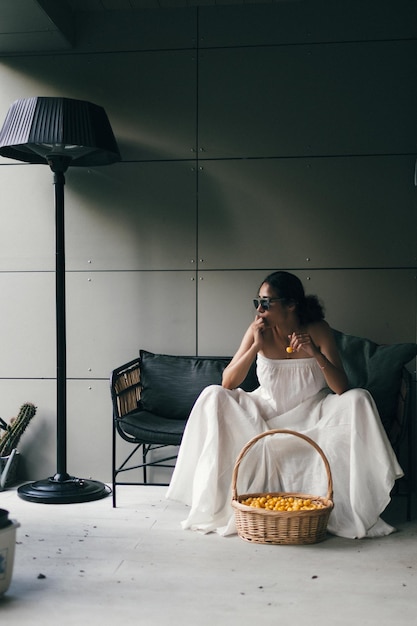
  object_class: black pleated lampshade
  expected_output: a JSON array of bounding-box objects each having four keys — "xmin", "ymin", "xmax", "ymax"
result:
[{"xmin": 0, "ymin": 96, "xmax": 120, "ymax": 166}]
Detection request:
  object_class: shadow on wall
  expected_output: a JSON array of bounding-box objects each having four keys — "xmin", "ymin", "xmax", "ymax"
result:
[
  {"xmin": 65, "ymin": 159, "xmax": 197, "ymax": 271},
  {"xmin": 0, "ymin": 51, "xmax": 196, "ymax": 163}
]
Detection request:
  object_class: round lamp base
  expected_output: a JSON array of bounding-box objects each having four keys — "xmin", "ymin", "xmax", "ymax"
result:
[{"xmin": 17, "ymin": 475, "xmax": 111, "ymax": 504}]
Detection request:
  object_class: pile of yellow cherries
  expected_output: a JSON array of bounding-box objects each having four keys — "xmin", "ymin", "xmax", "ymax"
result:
[{"xmin": 241, "ymin": 494, "xmax": 325, "ymax": 512}]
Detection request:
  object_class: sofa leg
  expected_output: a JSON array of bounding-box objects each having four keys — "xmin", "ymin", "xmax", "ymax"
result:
[{"xmin": 143, "ymin": 445, "xmax": 147, "ymax": 484}]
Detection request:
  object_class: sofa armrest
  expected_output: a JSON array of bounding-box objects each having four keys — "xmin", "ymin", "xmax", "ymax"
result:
[
  {"xmin": 388, "ymin": 366, "xmax": 413, "ymax": 450},
  {"xmin": 111, "ymin": 358, "xmax": 141, "ymax": 419}
]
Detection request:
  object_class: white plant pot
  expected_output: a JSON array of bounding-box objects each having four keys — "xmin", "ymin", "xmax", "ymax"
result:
[{"xmin": 0, "ymin": 511, "xmax": 20, "ymax": 596}]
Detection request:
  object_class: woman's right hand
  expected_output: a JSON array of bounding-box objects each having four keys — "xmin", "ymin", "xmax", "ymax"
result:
[{"xmin": 252, "ymin": 315, "xmax": 266, "ymax": 350}]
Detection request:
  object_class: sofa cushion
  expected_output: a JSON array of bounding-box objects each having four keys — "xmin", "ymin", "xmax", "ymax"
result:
[
  {"xmin": 120, "ymin": 410, "xmax": 186, "ymax": 446},
  {"xmin": 333, "ymin": 329, "xmax": 417, "ymax": 429},
  {"xmin": 139, "ymin": 350, "xmax": 259, "ymax": 421}
]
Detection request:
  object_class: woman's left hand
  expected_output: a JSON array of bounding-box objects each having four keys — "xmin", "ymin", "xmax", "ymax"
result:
[
  {"xmin": 288, "ymin": 331, "xmax": 318, "ymax": 358},
  {"xmin": 289, "ymin": 321, "xmax": 349, "ymax": 395}
]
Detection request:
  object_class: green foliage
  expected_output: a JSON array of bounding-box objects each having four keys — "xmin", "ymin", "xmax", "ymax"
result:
[{"xmin": 0, "ymin": 403, "xmax": 37, "ymax": 457}]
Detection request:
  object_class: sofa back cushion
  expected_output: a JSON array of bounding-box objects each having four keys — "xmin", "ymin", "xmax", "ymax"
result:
[
  {"xmin": 139, "ymin": 333, "xmax": 417, "ymax": 429},
  {"xmin": 139, "ymin": 350, "xmax": 259, "ymax": 420},
  {"xmin": 333, "ymin": 329, "xmax": 417, "ymax": 430}
]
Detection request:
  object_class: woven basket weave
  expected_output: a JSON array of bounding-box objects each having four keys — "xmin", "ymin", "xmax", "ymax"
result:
[{"xmin": 231, "ymin": 429, "xmax": 334, "ymax": 545}]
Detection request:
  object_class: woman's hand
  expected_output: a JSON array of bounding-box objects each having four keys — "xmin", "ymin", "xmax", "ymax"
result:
[
  {"xmin": 291, "ymin": 323, "xmax": 349, "ymax": 395},
  {"xmin": 288, "ymin": 331, "xmax": 317, "ymax": 357},
  {"xmin": 252, "ymin": 315, "xmax": 267, "ymax": 350}
]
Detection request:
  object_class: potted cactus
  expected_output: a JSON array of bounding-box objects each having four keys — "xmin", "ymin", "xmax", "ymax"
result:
[{"xmin": 0, "ymin": 403, "xmax": 37, "ymax": 489}]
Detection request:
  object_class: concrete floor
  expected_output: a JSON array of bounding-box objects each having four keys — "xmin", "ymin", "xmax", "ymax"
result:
[{"xmin": 1, "ymin": 484, "xmax": 417, "ymax": 625}]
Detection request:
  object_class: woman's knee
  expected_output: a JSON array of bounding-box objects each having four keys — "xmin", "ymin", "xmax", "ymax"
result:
[{"xmin": 344, "ymin": 387, "xmax": 376, "ymax": 409}]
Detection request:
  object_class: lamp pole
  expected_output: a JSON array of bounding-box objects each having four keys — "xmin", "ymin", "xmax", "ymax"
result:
[
  {"xmin": 51, "ymin": 158, "xmax": 70, "ymax": 482},
  {"xmin": 18, "ymin": 155, "xmax": 112, "ymax": 502}
]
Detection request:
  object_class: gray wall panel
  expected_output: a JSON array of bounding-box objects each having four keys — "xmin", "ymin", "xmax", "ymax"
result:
[
  {"xmin": 198, "ymin": 157, "xmax": 416, "ymax": 269},
  {"xmin": 200, "ymin": 1, "xmax": 417, "ymax": 47},
  {"xmin": 0, "ymin": 273, "xmax": 55, "ymax": 378},
  {"xmin": 0, "ymin": 165, "xmax": 55, "ymax": 271},
  {"xmin": 75, "ymin": 7, "xmax": 197, "ymax": 52},
  {"xmin": 305, "ymin": 269, "xmax": 417, "ymax": 345},
  {"xmin": 199, "ymin": 41, "xmax": 417, "ymax": 158},
  {"xmin": 66, "ymin": 270, "xmax": 197, "ymax": 378},
  {"xmin": 65, "ymin": 162, "xmax": 197, "ymax": 271},
  {"xmin": 197, "ymin": 270, "xmax": 268, "ymax": 356},
  {"xmin": 66, "ymin": 380, "xmax": 112, "ymax": 482}
]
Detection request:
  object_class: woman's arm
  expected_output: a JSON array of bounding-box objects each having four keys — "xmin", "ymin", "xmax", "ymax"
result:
[
  {"xmin": 290, "ymin": 321, "xmax": 349, "ymax": 395},
  {"xmin": 222, "ymin": 317, "xmax": 265, "ymax": 389}
]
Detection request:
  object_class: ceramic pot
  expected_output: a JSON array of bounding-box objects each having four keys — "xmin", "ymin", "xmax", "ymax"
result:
[{"xmin": 0, "ymin": 509, "xmax": 20, "ymax": 595}]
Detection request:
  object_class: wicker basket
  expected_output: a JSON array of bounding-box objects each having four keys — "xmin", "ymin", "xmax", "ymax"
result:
[{"xmin": 231, "ymin": 429, "xmax": 334, "ymax": 545}]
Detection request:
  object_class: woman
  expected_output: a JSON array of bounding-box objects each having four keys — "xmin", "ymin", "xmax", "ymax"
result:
[{"xmin": 166, "ymin": 271, "xmax": 403, "ymax": 539}]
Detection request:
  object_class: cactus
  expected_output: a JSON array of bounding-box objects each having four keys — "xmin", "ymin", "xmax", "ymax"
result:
[{"xmin": 0, "ymin": 403, "xmax": 37, "ymax": 457}]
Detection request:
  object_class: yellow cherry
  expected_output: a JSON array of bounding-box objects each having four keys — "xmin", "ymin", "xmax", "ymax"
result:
[{"xmin": 286, "ymin": 346, "xmax": 294, "ymax": 353}]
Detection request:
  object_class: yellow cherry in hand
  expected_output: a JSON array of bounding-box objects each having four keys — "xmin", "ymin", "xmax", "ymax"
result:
[{"xmin": 286, "ymin": 346, "xmax": 294, "ymax": 354}]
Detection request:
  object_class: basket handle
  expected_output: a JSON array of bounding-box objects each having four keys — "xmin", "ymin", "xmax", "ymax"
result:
[{"xmin": 231, "ymin": 429, "xmax": 333, "ymax": 502}]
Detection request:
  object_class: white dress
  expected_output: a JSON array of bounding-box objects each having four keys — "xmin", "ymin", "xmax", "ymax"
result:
[{"xmin": 166, "ymin": 354, "xmax": 403, "ymax": 539}]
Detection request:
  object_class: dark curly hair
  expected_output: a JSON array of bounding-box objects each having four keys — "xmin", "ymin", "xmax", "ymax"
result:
[{"xmin": 261, "ymin": 271, "xmax": 325, "ymax": 325}]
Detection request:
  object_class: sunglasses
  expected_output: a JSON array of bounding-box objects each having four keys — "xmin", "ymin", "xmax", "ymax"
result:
[{"xmin": 253, "ymin": 297, "xmax": 285, "ymax": 310}]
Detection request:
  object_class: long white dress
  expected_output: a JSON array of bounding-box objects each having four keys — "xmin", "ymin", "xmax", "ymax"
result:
[{"xmin": 166, "ymin": 354, "xmax": 403, "ymax": 539}]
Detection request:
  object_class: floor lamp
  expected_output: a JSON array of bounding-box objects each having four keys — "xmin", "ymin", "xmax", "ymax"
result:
[{"xmin": 0, "ymin": 97, "xmax": 121, "ymax": 503}]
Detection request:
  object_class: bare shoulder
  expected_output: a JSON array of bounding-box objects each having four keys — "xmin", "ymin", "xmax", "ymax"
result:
[
  {"xmin": 308, "ymin": 320, "xmax": 342, "ymax": 364},
  {"xmin": 306, "ymin": 320, "xmax": 332, "ymax": 343}
]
